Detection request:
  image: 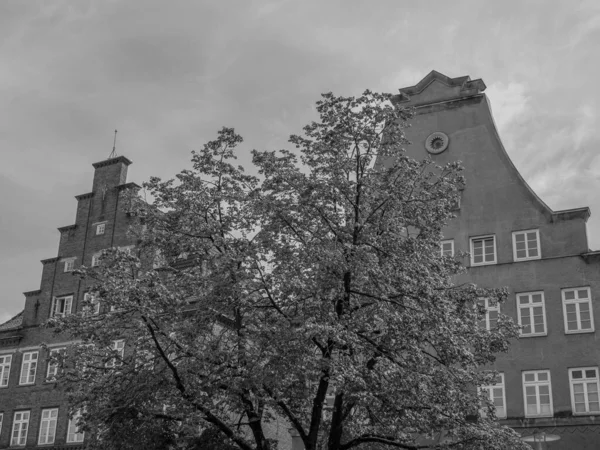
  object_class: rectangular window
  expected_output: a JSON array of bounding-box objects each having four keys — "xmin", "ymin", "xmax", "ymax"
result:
[
  {"xmin": 481, "ymin": 373, "xmax": 507, "ymax": 419},
  {"xmin": 91, "ymin": 253, "xmax": 100, "ymax": 267},
  {"xmin": 479, "ymin": 298, "xmax": 499, "ymax": 330},
  {"xmin": 67, "ymin": 410, "xmax": 85, "ymax": 443},
  {"xmin": 441, "ymin": 239, "xmax": 454, "ymax": 257},
  {"xmin": 64, "ymin": 259, "xmax": 75, "ymax": 272},
  {"xmin": 19, "ymin": 351, "xmax": 38, "ymax": 385},
  {"xmin": 512, "ymin": 229, "xmax": 541, "ymax": 261},
  {"xmin": 470, "ymin": 235, "xmax": 496, "ymax": 266},
  {"xmin": 0, "ymin": 354, "xmax": 11, "ymax": 387},
  {"xmin": 569, "ymin": 367, "xmax": 600, "ymax": 414},
  {"xmin": 46, "ymin": 348, "xmax": 65, "ymax": 382},
  {"xmin": 523, "ymin": 370, "xmax": 553, "ymax": 417},
  {"xmin": 96, "ymin": 223, "xmax": 105, "ymax": 235},
  {"xmin": 517, "ymin": 291, "xmax": 547, "ymax": 336},
  {"xmin": 107, "ymin": 340, "xmax": 125, "ymax": 368},
  {"xmin": 84, "ymin": 292, "xmax": 100, "ymax": 315},
  {"xmin": 51, "ymin": 295, "xmax": 73, "ymax": 318},
  {"xmin": 38, "ymin": 408, "xmax": 58, "ymax": 445},
  {"xmin": 11, "ymin": 410, "xmax": 30, "ymax": 447},
  {"xmin": 562, "ymin": 287, "xmax": 594, "ymax": 333}
]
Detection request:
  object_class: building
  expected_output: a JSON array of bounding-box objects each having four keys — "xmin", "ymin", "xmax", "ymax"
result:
[
  {"xmin": 2, "ymin": 71, "xmax": 599, "ymax": 450},
  {"xmin": 390, "ymin": 70, "xmax": 600, "ymax": 449},
  {"xmin": 0, "ymin": 156, "xmax": 140, "ymax": 448}
]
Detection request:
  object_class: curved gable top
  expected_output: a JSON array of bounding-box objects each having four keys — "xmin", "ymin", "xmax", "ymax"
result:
[{"xmin": 394, "ymin": 70, "xmax": 486, "ymax": 107}]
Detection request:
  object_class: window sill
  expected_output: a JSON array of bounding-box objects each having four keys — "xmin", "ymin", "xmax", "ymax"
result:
[
  {"xmin": 524, "ymin": 413, "xmax": 553, "ymax": 419},
  {"xmin": 470, "ymin": 261, "xmax": 497, "ymax": 267},
  {"xmin": 565, "ymin": 329, "xmax": 595, "ymax": 335},
  {"xmin": 572, "ymin": 411, "xmax": 600, "ymax": 416},
  {"xmin": 519, "ymin": 333, "xmax": 548, "ymax": 338},
  {"xmin": 513, "ymin": 256, "xmax": 542, "ymax": 262}
]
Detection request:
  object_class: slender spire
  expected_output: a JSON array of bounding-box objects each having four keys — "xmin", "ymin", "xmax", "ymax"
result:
[{"xmin": 109, "ymin": 129, "xmax": 118, "ymax": 159}]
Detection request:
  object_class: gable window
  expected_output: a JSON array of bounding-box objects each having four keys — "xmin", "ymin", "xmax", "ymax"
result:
[
  {"xmin": 91, "ymin": 253, "xmax": 101, "ymax": 267},
  {"xmin": 512, "ymin": 229, "xmax": 541, "ymax": 261},
  {"xmin": 96, "ymin": 223, "xmax": 106, "ymax": 235},
  {"xmin": 38, "ymin": 408, "xmax": 58, "ymax": 445},
  {"xmin": 11, "ymin": 411, "xmax": 30, "ymax": 446},
  {"xmin": 523, "ymin": 370, "xmax": 553, "ymax": 417},
  {"xmin": 67, "ymin": 410, "xmax": 85, "ymax": 443},
  {"xmin": 46, "ymin": 348, "xmax": 65, "ymax": 382},
  {"xmin": 481, "ymin": 373, "xmax": 506, "ymax": 419},
  {"xmin": 569, "ymin": 367, "xmax": 600, "ymax": 414},
  {"xmin": 19, "ymin": 351, "xmax": 38, "ymax": 385},
  {"xmin": 479, "ymin": 298, "xmax": 499, "ymax": 330},
  {"xmin": 0, "ymin": 354, "xmax": 11, "ymax": 387},
  {"xmin": 517, "ymin": 291, "xmax": 547, "ymax": 337},
  {"xmin": 470, "ymin": 235, "xmax": 496, "ymax": 266},
  {"xmin": 51, "ymin": 295, "xmax": 73, "ymax": 318},
  {"xmin": 562, "ymin": 287, "xmax": 594, "ymax": 333},
  {"xmin": 441, "ymin": 239, "xmax": 454, "ymax": 257},
  {"xmin": 63, "ymin": 258, "xmax": 75, "ymax": 272}
]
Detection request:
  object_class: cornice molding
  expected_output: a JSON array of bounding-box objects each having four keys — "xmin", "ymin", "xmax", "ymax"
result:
[{"xmin": 92, "ymin": 155, "xmax": 132, "ymax": 169}]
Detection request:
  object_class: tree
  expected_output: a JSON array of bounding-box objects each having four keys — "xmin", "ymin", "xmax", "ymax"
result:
[{"xmin": 50, "ymin": 91, "xmax": 527, "ymax": 450}]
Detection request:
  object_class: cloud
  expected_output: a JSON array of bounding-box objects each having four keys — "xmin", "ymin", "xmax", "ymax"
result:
[{"xmin": 485, "ymin": 82, "xmax": 529, "ymax": 136}]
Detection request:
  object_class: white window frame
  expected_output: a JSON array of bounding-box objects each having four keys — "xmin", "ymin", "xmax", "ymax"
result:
[
  {"xmin": 91, "ymin": 252, "xmax": 101, "ymax": 267},
  {"xmin": 522, "ymin": 370, "xmax": 553, "ymax": 418},
  {"xmin": 11, "ymin": 410, "xmax": 30, "ymax": 447},
  {"xmin": 107, "ymin": 340, "xmax": 125, "ymax": 368},
  {"xmin": 96, "ymin": 223, "xmax": 106, "ymax": 235},
  {"xmin": 441, "ymin": 239, "xmax": 454, "ymax": 257},
  {"xmin": 562, "ymin": 287, "xmax": 595, "ymax": 334},
  {"xmin": 569, "ymin": 367, "xmax": 600, "ymax": 415},
  {"xmin": 50, "ymin": 295, "xmax": 73, "ymax": 318},
  {"xmin": 481, "ymin": 373, "xmax": 507, "ymax": 419},
  {"xmin": 479, "ymin": 298, "xmax": 500, "ymax": 330},
  {"xmin": 67, "ymin": 410, "xmax": 85, "ymax": 443},
  {"xmin": 19, "ymin": 351, "xmax": 38, "ymax": 385},
  {"xmin": 470, "ymin": 235, "xmax": 497, "ymax": 266},
  {"xmin": 84, "ymin": 292, "xmax": 100, "ymax": 315},
  {"xmin": 517, "ymin": 291, "xmax": 547, "ymax": 337},
  {"xmin": 38, "ymin": 408, "xmax": 58, "ymax": 445},
  {"xmin": 46, "ymin": 347, "xmax": 65, "ymax": 382},
  {"xmin": 63, "ymin": 258, "xmax": 75, "ymax": 272},
  {"xmin": 0, "ymin": 354, "xmax": 11, "ymax": 387},
  {"xmin": 512, "ymin": 229, "xmax": 541, "ymax": 261}
]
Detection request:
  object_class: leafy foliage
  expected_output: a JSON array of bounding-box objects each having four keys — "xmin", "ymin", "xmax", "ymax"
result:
[{"xmin": 49, "ymin": 91, "xmax": 526, "ymax": 450}]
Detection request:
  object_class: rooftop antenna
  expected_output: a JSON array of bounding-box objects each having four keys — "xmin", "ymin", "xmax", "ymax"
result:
[{"xmin": 109, "ymin": 129, "xmax": 118, "ymax": 158}]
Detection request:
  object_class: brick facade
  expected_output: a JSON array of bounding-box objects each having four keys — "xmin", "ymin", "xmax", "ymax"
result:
[{"xmin": 0, "ymin": 156, "xmax": 139, "ymax": 449}]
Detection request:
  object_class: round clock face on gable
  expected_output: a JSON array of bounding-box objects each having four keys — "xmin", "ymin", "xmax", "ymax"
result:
[{"xmin": 425, "ymin": 132, "xmax": 449, "ymax": 154}]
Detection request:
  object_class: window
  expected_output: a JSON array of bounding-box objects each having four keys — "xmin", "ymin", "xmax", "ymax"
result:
[
  {"xmin": 91, "ymin": 253, "xmax": 101, "ymax": 267},
  {"xmin": 96, "ymin": 223, "xmax": 105, "ymax": 235},
  {"xmin": 470, "ymin": 235, "xmax": 496, "ymax": 266},
  {"xmin": 64, "ymin": 258, "xmax": 75, "ymax": 272},
  {"xmin": 0, "ymin": 354, "xmax": 11, "ymax": 387},
  {"xmin": 11, "ymin": 411, "xmax": 30, "ymax": 446},
  {"xmin": 19, "ymin": 351, "xmax": 38, "ymax": 385},
  {"xmin": 562, "ymin": 287, "xmax": 594, "ymax": 333},
  {"xmin": 512, "ymin": 229, "xmax": 541, "ymax": 261},
  {"xmin": 517, "ymin": 291, "xmax": 547, "ymax": 337},
  {"xmin": 441, "ymin": 239, "xmax": 454, "ymax": 257},
  {"xmin": 481, "ymin": 373, "xmax": 506, "ymax": 419},
  {"xmin": 51, "ymin": 295, "xmax": 73, "ymax": 318},
  {"xmin": 107, "ymin": 340, "xmax": 125, "ymax": 368},
  {"xmin": 569, "ymin": 367, "xmax": 600, "ymax": 414},
  {"xmin": 46, "ymin": 348, "xmax": 65, "ymax": 382},
  {"xmin": 523, "ymin": 370, "xmax": 553, "ymax": 417},
  {"xmin": 38, "ymin": 408, "xmax": 58, "ymax": 445},
  {"xmin": 479, "ymin": 298, "xmax": 499, "ymax": 330},
  {"xmin": 67, "ymin": 410, "xmax": 85, "ymax": 443},
  {"xmin": 84, "ymin": 292, "xmax": 100, "ymax": 315}
]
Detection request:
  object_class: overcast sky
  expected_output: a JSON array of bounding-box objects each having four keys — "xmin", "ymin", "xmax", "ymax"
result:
[{"xmin": 1, "ymin": 0, "xmax": 599, "ymax": 323}]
